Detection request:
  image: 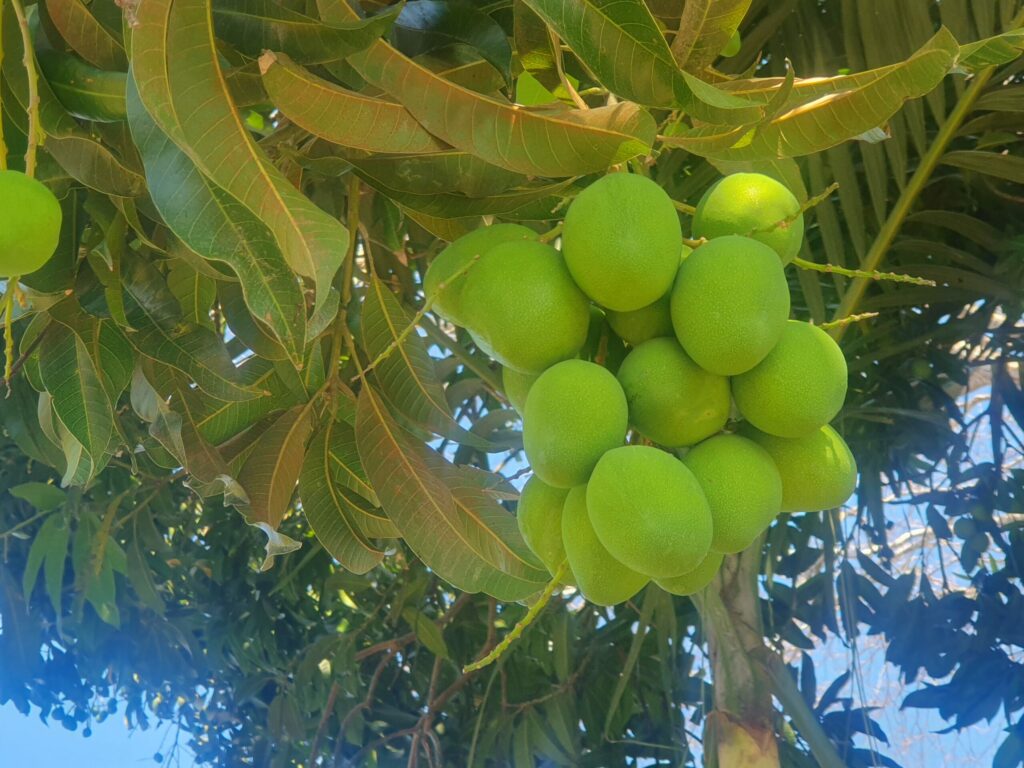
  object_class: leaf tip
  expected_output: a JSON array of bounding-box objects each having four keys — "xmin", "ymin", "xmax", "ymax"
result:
[{"xmin": 258, "ymin": 51, "xmax": 278, "ymax": 76}]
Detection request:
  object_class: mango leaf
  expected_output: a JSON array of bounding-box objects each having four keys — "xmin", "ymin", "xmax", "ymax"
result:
[
  {"xmin": 259, "ymin": 52, "xmax": 447, "ymax": 154},
  {"xmin": 666, "ymin": 28, "xmax": 959, "ymax": 160},
  {"xmin": 22, "ymin": 513, "xmax": 70, "ymax": 620},
  {"xmin": 392, "ymin": 0, "xmax": 512, "ymax": 83},
  {"xmin": 401, "ymin": 606, "xmax": 450, "ymax": 659},
  {"xmin": 131, "ymin": 0, "xmax": 347, "ymax": 312},
  {"xmin": 213, "ymin": 0, "xmax": 401, "ymax": 64},
  {"xmin": 43, "ymin": 0, "xmax": 127, "ymax": 71},
  {"xmin": 9, "ymin": 482, "xmax": 67, "ymax": 511},
  {"xmin": 38, "ymin": 323, "xmax": 114, "ymax": 464},
  {"xmin": 514, "ymin": 0, "xmax": 559, "ymax": 90},
  {"xmin": 128, "ymin": 81, "xmax": 306, "ymax": 364},
  {"xmin": 167, "ymin": 258, "xmax": 216, "ymax": 330},
  {"xmin": 957, "ymin": 28, "xmax": 1024, "ymax": 72},
  {"xmin": 234, "ymin": 404, "xmax": 314, "ymax": 537},
  {"xmin": 37, "ymin": 50, "xmax": 127, "ymax": 123},
  {"xmin": 299, "ymin": 422, "xmax": 388, "ymax": 574},
  {"xmin": 360, "ymin": 274, "xmax": 496, "ymax": 449},
  {"xmin": 122, "ymin": 257, "xmax": 263, "ymax": 402},
  {"xmin": 522, "ymin": 0, "xmax": 761, "ymax": 121},
  {"xmin": 47, "ymin": 298, "xmax": 133, "ymax": 403},
  {"xmin": 318, "ymin": 0, "xmax": 654, "ymax": 176},
  {"xmin": 355, "ymin": 384, "xmax": 547, "ymax": 600},
  {"xmin": 668, "ymin": 0, "xmax": 752, "ymax": 74}
]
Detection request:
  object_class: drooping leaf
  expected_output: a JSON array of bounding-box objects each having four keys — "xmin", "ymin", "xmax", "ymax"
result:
[
  {"xmin": 941, "ymin": 149, "xmax": 1024, "ymax": 183},
  {"xmin": 22, "ymin": 514, "xmax": 70, "ymax": 620},
  {"xmin": 668, "ymin": 0, "xmax": 752, "ymax": 74},
  {"xmin": 131, "ymin": 0, "xmax": 347, "ymax": 311},
  {"xmin": 44, "ymin": 0, "xmax": 127, "ymax": 71},
  {"xmin": 523, "ymin": 0, "xmax": 761, "ymax": 120},
  {"xmin": 956, "ymin": 28, "xmax": 1024, "ymax": 72},
  {"xmin": 319, "ymin": 0, "xmax": 655, "ymax": 176},
  {"xmin": 355, "ymin": 384, "xmax": 547, "ymax": 600},
  {"xmin": 213, "ymin": 0, "xmax": 401, "ymax": 64},
  {"xmin": 360, "ymin": 274, "xmax": 495, "ymax": 449},
  {"xmin": 258, "ymin": 51, "xmax": 447, "ymax": 154},
  {"xmin": 38, "ymin": 323, "xmax": 115, "ymax": 464},
  {"xmin": 299, "ymin": 422, "xmax": 388, "ymax": 574},
  {"xmin": 37, "ymin": 50, "xmax": 127, "ymax": 123},
  {"xmin": 9, "ymin": 483, "xmax": 67, "ymax": 511},
  {"xmin": 666, "ymin": 28, "xmax": 959, "ymax": 160}
]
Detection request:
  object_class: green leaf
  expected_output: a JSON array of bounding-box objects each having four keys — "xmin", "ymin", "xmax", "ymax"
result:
[
  {"xmin": 167, "ymin": 258, "xmax": 216, "ymax": 330},
  {"xmin": 22, "ymin": 514, "xmax": 69, "ymax": 620},
  {"xmin": 213, "ymin": 0, "xmax": 401, "ymax": 64},
  {"xmin": 957, "ymin": 28, "xmax": 1024, "ymax": 72},
  {"xmin": 401, "ymin": 606, "xmax": 450, "ymax": 659},
  {"xmin": 131, "ymin": 0, "xmax": 347, "ymax": 312},
  {"xmin": 360, "ymin": 274, "xmax": 495, "ymax": 449},
  {"xmin": 122, "ymin": 257, "xmax": 264, "ymax": 402},
  {"xmin": 300, "ymin": 422, "xmax": 388, "ymax": 575},
  {"xmin": 43, "ymin": 0, "xmax": 127, "ymax": 71},
  {"xmin": 319, "ymin": 0, "xmax": 654, "ymax": 176},
  {"xmin": 668, "ymin": 28, "xmax": 959, "ymax": 160},
  {"xmin": 355, "ymin": 384, "xmax": 546, "ymax": 600},
  {"xmin": 352, "ymin": 150, "xmax": 527, "ymax": 197},
  {"xmin": 668, "ymin": 0, "xmax": 752, "ymax": 74},
  {"xmin": 47, "ymin": 299, "xmax": 133, "ymax": 403},
  {"xmin": 393, "ymin": 1, "xmax": 513, "ymax": 84},
  {"xmin": 38, "ymin": 323, "xmax": 114, "ymax": 463},
  {"xmin": 523, "ymin": 0, "xmax": 761, "ymax": 121},
  {"xmin": 234, "ymin": 405, "xmax": 315, "ymax": 535},
  {"xmin": 9, "ymin": 482, "xmax": 67, "ymax": 511},
  {"xmin": 258, "ymin": 51, "xmax": 447, "ymax": 154},
  {"xmin": 941, "ymin": 149, "xmax": 1024, "ymax": 183},
  {"xmin": 37, "ymin": 50, "xmax": 127, "ymax": 123}
]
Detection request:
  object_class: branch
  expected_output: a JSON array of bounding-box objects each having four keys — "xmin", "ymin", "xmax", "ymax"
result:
[
  {"xmin": 754, "ymin": 651, "xmax": 846, "ymax": 768},
  {"xmin": 792, "ymin": 257, "xmax": 936, "ymax": 287},
  {"xmin": 10, "ymin": 0, "xmax": 39, "ymax": 176},
  {"xmin": 829, "ymin": 7, "xmax": 1024, "ymax": 338}
]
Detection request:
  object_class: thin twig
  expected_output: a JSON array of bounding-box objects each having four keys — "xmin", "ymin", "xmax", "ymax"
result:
[
  {"xmin": 673, "ymin": 200, "xmax": 697, "ymax": 215},
  {"xmin": 463, "ymin": 562, "xmax": 567, "ymax": 673},
  {"xmin": 818, "ymin": 312, "xmax": 879, "ymax": 331},
  {"xmin": 792, "ymin": 257, "xmax": 935, "ymax": 287}
]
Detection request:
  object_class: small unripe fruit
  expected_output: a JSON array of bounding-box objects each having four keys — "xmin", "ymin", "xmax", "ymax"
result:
[
  {"xmin": 732, "ymin": 320, "xmax": 848, "ymax": 438},
  {"xmin": 517, "ymin": 476, "xmax": 569, "ymax": 575},
  {"xmin": 462, "ymin": 240, "xmax": 589, "ymax": 373},
  {"xmin": 671, "ymin": 236, "xmax": 789, "ymax": 376},
  {"xmin": 561, "ymin": 485, "xmax": 648, "ymax": 606},
  {"xmin": 423, "ymin": 223, "xmax": 537, "ymax": 327},
  {"xmin": 587, "ymin": 446, "xmax": 712, "ymax": 579},
  {"xmin": 0, "ymin": 171, "xmax": 62, "ymax": 277},
  {"xmin": 656, "ymin": 550, "xmax": 724, "ymax": 596},
  {"xmin": 606, "ymin": 246, "xmax": 690, "ymax": 347},
  {"xmin": 617, "ymin": 338, "xmax": 729, "ymax": 447},
  {"xmin": 692, "ymin": 173, "xmax": 804, "ymax": 264},
  {"xmin": 683, "ymin": 435, "xmax": 782, "ymax": 554},
  {"xmin": 523, "ymin": 360, "xmax": 628, "ymax": 488},
  {"xmin": 562, "ymin": 173, "xmax": 682, "ymax": 312},
  {"xmin": 502, "ymin": 366, "xmax": 538, "ymax": 415},
  {"xmin": 741, "ymin": 424, "xmax": 857, "ymax": 513}
]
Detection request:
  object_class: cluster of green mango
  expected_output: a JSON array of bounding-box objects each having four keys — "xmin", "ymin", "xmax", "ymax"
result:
[{"xmin": 425, "ymin": 172, "xmax": 857, "ymax": 606}]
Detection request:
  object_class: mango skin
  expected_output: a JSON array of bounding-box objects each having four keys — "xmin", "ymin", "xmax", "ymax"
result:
[
  {"xmin": 423, "ymin": 223, "xmax": 537, "ymax": 327},
  {"xmin": 683, "ymin": 434, "xmax": 782, "ymax": 554},
  {"xmin": 741, "ymin": 424, "xmax": 858, "ymax": 513},
  {"xmin": 732, "ymin": 320, "xmax": 848, "ymax": 438},
  {"xmin": 670, "ymin": 235, "xmax": 790, "ymax": 376},
  {"xmin": 562, "ymin": 173, "xmax": 682, "ymax": 312},
  {"xmin": 617, "ymin": 337, "xmax": 730, "ymax": 447},
  {"xmin": 502, "ymin": 366, "xmax": 538, "ymax": 415},
  {"xmin": 523, "ymin": 360, "xmax": 628, "ymax": 488},
  {"xmin": 462, "ymin": 240, "xmax": 590, "ymax": 373},
  {"xmin": 561, "ymin": 485, "xmax": 648, "ymax": 606},
  {"xmin": 517, "ymin": 475, "xmax": 569, "ymax": 576},
  {"xmin": 692, "ymin": 173, "xmax": 804, "ymax": 264},
  {"xmin": 0, "ymin": 171, "xmax": 62, "ymax": 277},
  {"xmin": 586, "ymin": 446, "xmax": 713, "ymax": 579},
  {"xmin": 656, "ymin": 550, "xmax": 724, "ymax": 596}
]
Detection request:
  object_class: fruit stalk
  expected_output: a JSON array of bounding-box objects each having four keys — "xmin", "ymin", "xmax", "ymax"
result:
[{"xmin": 694, "ymin": 545, "xmax": 780, "ymax": 768}]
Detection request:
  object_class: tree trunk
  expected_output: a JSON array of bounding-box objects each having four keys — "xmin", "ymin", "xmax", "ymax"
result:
[{"xmin": 694, "ymin": 545, "xmax": 780, "ymax": 768}]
